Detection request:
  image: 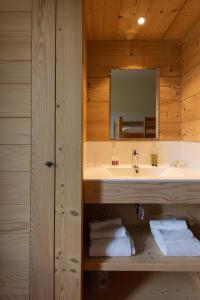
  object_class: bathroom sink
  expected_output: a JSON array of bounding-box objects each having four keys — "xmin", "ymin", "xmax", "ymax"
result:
[{"xmin": 107, "ymin": 166, "xmax": 166, "ymax": 178}]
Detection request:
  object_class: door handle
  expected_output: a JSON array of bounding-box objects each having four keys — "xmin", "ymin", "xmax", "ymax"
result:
[{"xmin": 45, "ymin": 161, "xmax": 54, "ymax": 168}]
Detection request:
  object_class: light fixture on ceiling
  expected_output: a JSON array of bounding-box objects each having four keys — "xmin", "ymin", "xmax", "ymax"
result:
[{"xmin": 137, "ymin": 17, "xmax": 146, "ymax": 25}]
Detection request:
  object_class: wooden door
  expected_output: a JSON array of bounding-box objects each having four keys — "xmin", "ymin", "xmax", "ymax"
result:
[{"xmin": 55, "ymin": 0, "xmax": 83, "ymax": 299}]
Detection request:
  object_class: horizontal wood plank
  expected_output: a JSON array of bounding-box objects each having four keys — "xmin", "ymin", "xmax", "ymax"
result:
[
  {"xmin": 159, "ymin": 121, "xmax": 181, "ymax": 140},
  {"xmin": 0, "ymin": 145, "xmax": 30, "ymax": 171},
  {"xmin": 0, "ymin": 0, "xmax": 32, "ymax": 11},
  {"xmin": 182, "ymin": 63, "xmax": 200, "ymax": 100},
  {"xmin": 0, "ymin": 172, "xmax": 30, "ymax": 205},
  {"xmin": 0, "ymin": 261, "xmax": 29, "ymax": 299},
  {"xmin": 0, "ymin": 118, "xmax": 31, "ymax": 144},
  {"xmin": 0, "ymin": 84, "xmax": 31, "ymax": 117},
  {"xmin": 0, "ymin": 36, "xmax": 31, "ymax": 60},
  {"xmin": 0, "ymin": 233, "xmax": 29, "ymax": 263},
  {"xmin": 88, "ymin": 77, "xmax": 110, "ymax": 102},
  {"xmin": 0, "ymin": 205, "xmax": 30, "ymax": 234},
  {"xmin": 83, "ymin": 180, "xmax": 200, "ymax": 204},
  {"xmin": 0, "ymin": 12, "xmax": 31, "ymax": 36},
  {"xmin": 0, "ymin": 61, "xmax": 31, "ymax": 83}
]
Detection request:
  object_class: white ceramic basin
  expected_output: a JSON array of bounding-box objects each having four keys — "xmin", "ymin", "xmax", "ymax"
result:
[{"xmin": 107, "ymin": 166, "xmax": 166, "ymax": 178}]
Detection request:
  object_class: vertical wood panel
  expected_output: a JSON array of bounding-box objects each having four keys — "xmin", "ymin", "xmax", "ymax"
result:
[
  {"xmin": 32, "ymin": 0, "xmax": 55, "ymax": 299},
  {"xmin": 55, "ymin": 0, "xmax": 82, "ymax": 299}
]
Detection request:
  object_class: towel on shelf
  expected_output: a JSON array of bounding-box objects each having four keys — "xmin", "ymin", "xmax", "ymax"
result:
[
  {"xmin": 151, "ymin": 228, "xmax": 193, "ymax": 242},
  {"xmin": 150, "ymin": 219, "xmax": 200, "ymax": 256},
  {"xmin": 150, "ymin": 219, "xmax": 188, "ymax": 231},
  {"xmin": 152, "ymin": 233, "xmax": 200, "ymax": 256},
  {"xmin": 90, "ymin": 225, "xmax": 127, "ymax": 240},
  {"xmin": 89, "ymin": 217, "xmax": 122, "ymax": 231},
  {"xmin": 89, "ymin": 235, "xmax": 135, "ymax": 257}
]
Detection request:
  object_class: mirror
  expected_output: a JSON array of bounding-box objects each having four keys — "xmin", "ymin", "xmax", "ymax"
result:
[{"xmin": 110, "ymin": 69, "xmax": 159, "ymax": 140}]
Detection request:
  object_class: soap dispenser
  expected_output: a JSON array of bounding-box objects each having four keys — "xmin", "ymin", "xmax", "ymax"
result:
[{"xmin": 151, "ymin": 142, "xmax": 158, "ymax": 167}]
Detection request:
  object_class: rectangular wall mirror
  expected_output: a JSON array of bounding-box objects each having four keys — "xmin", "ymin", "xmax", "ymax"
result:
[{"xmin": 110, "ymin": 69, "xmax": 159, "ymax": 140}]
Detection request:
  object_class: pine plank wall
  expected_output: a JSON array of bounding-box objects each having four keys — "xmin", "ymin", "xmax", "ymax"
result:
[
  {"xmin": 182, "ymin": 19, "xmax": 200, "ymax": 141},
  {"xmin": 0, "ymin": 0, "xmax": 200, "ymax": 299},
  {"xmin": 0, "ymin": 0, "xmax": 32, "ymax": 299},
  {"xmin": 86, "ymin": 22, "xmax": 200, "ymax": 142}
]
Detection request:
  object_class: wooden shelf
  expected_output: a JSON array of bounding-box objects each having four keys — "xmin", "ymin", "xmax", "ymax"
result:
[
  {"xmin": 84, "ymin": 272, "xmax": 200, "ymax": 300},
  {"xmin": 84, "ymin": 227, "xmax": 200, "ymax": 272}
]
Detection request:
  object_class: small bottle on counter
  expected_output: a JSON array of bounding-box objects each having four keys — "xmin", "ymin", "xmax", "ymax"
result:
[
  {"xmin": 151, "ymin": 141, "xmax": 158, "ymax": 167},
  {"xmin": 112, "ymin": 156, "xmax": 119, "ymax": 166}
]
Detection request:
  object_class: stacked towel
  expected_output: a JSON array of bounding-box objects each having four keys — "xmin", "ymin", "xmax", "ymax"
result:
[
  {"xmin": 150, "ymin": 219, "xmax": 200, "ymax": 256},
  {"xmin": 89, "ymin": 218, "xmax": 135, "ymax": 257}
]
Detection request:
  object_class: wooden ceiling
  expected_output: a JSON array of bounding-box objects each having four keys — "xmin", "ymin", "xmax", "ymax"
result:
[{"xmin": 85, "ymin": 0, "xmax": 200, "ymax": 40}]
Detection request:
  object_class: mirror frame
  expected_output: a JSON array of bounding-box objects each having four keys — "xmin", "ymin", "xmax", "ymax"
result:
[{"xmin": 109, "ymin": 68, "xmax": 160, "ymax": 141}]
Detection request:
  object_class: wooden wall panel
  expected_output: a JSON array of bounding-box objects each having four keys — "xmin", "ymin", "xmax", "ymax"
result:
[
  {"xmin": 0, "ymin": 145, "xmax": 30, "ymax": 171},
  {"xmin": 0, "ymin": 36, "xmax": 31, "ymax": 60},
  {"xmin": 83, "ymin": 22, "xmax": 87, "ymax": 142},
  {"xmin": 182, "ymin": 20, "xmax": 200, "ymax": 141},
  {"xmin": 56, "ymin": 0, "xmax": 82, "ymax": 299},
  {"xmin": 0, "ymin": 12, "xmax": 31, "ymax": 36},
  {"xmin": 32, "ymin": 0, "xmax": 55, "ymax": 299},
  {"xmin": 0, "ymin": 234, "xmax": 29, "ymax": 299},
  {"xmin": 0, "ymin": 61, "xmax": 31, "ymax": 83},
  {"xmin": 0, "ymin": 118, "xmax": 31, "ymax": 144},
  {"xmin": 0, "ymin": 84, "xmax": 31, "ymax": 117},
  {"xmin": 0, "ymin": 0, "xmax": 32, "ymax": 11},
  {"xmin": 0, "ymin": 205, "xmax": 29, "ymax": 234},
  {"xmin": 0, "ymin": 1, "xmax": 32, "ymax": 299},
  {"xmin": 0, "ymin": 172, "xmax": 30, "ymax": 205},
  {"xmin": 87, "ymin": 40, "xmax": 182, "ymax": 141}
]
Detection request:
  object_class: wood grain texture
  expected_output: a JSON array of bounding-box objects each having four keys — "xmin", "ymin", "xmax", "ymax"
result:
[
  {"xmin": 0, "ymin": 0, "xmax": 32, "ymax": 11},
  {"xmin": 0, "ymin": 118, "xmax": 31, "ymax": 144},
  {"xmin": 84, "ymin": 226, "xmax": 200, "ymax": 272},
  {"xmin": 84, "ymin": 180, "xmax": 200, "ymax": 204},
  {"xmin": 87, "ymin": 40, "xmax": 181, "ymax": 141},
  {"xmin": 0, "ymin": 172, "xmax": 30, "ymax": 205},
  {"xmin": 0, "ymin": 204, "xmax": 29, "ymax": 234},
  {"xmin": 83, "ymin": 23, "xmax": 87, "ymax": 142},
  {"xmin": 0, "ymin": 145, "xmax": 30, "ymax": 171},
  {"xmin": 0, "ymin": 234, "xmax": 29, "ymax": 299},
  {"xmin": 55, "ymin": 0, "xmax": 82, "ymax": 299},
  {"xmin": 0, "ymin": 36, "xmax": 31, "ymax": 60},
  {"xmin": 0, "ymin": 12, "xmax": 31, "ymax": 36},
  {"xmin": 0, "ymin": 61, "xmax": 31, "ymax": 83},
  {"xmin": 32, "ymin": 0, "xmax": 55, "ymax": 299},
  {"xmin": 85, "ymin": 0, "xmax": 200, "ymax": 40},
  {"xmin": 0, "ymin": 1, "xmax": 32, "ymax": 299},
  {"xmin": 182, "ymin": 20, "xmax": 200, "ymax": 141},
  {"xmin": 84, "ymin": 272, "xmax": 200, "ymax": 300},
  {"xmin": 0, "ymin": 84, "xmax": 31, "ymax": 117},
  {"xmin": 0, "ymin": 261, "xmax": 29, "ymax": 299}
]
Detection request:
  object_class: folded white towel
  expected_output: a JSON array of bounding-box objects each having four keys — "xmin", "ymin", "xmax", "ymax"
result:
[
  {"xmin": 150, "ymin": 219, "xmax": 188, "ymax": 231},
  {"xmin": 90, "ymin": 225, "xmax": 127, "ymax": 240},
  {"xmin": 152, "ymin": 234, "xmax": 200, "ymax": 256},
  {"xmin": 89, "ymin": 236, "xmax": 135, "ymax": 257},
  {"xmin": 151, "ymin": 228, "xmax": 193, "ymax": 242},
  {"xmin": 89, "ymin": 218, "xmax": 122, "ymax": 231}
]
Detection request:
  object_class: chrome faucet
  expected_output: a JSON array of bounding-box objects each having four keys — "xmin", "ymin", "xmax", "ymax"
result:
[{"xmin": 132, "ymin": 149, "xmax": 139, "ymax": 173}]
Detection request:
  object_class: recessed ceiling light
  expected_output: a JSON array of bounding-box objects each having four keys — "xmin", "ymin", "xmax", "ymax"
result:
[{"xmin": 137, "ymin": 17, "xmax": 146, "ymax": 25}]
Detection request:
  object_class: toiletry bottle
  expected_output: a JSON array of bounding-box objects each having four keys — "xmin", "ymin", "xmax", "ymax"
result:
[{"xmin": 151, "ymin": 142, "xmax": 158, "ymax": 167}]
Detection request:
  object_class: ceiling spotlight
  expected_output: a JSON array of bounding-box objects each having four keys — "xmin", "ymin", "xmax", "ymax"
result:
[{"xmin": 137, "ymin": 17, "xmax": 146, "ymax": 25}]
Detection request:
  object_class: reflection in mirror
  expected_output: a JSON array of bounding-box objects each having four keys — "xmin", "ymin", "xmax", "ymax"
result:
[{"xmin": 110, "ymin": 69, "xmax": 159, "ymax": 140}]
